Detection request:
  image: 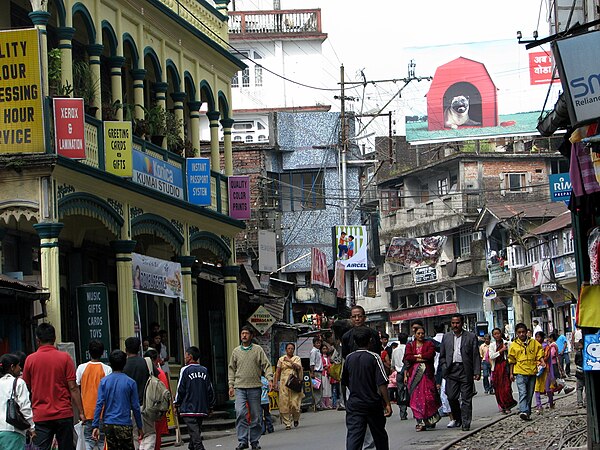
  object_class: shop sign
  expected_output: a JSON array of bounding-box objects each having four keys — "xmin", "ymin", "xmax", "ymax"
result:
[
  {"xmin": 529, "ymin": 51, "xmax": 559, "ymax": 85},
  {"xmin": 389, "ymin": 302, "xmax": 458, "ymax": 322},
  {"xmin": 228, "ymin": 176, "xmax": 251, "ymax": 220},
  {"xmin": 258, "ymin": 230, "xmax": 277, "ymax": 273},
  {"xmin": 248, "ymin": 305, "xmax": 275, "ymax": 335},
  {"xmin": 132, "ymin": 149, "xmax": 184, "ymax": 199},
  {"xmin": 186, "ymin": 157, "xmax": 211, "ymax": 205},
  {"xmin": 553, "ymin": 255, "xmax": 577, "ymax": 279},
  {"xmin": 53, "ymin": 98, "xmax": 85, "ymax": 158},
  {"xmin": 333, "ymin": 225, "xmax": 368, "ymax": 271},
  {"xmin": 414, "ymin": 266, "xmax": 437, "ymax": 284},
  {"xmin": 178, "ymin": 299, "xmax": 191, "ymax": 352},
  {"xmin": 488, "ymin": 262, "xmax": 512, "ymax": 287},
  {"xmin": 541, "ymin": 283, "xmax": 557, "ymax": 292},
  {"xmin": 549, "ymin": 173, "xmax": 571, "ymax": 204},
  {"xmin": 583, "ymin": 331, "xmax": 600, "ymax": 371},
  {"xmin": 483, "ymin": 287, "xmax": 497, "ymax": 300},
  {"xmin": 104, "ymin": 121, "xmax": 132, "ymax": 177},
  {"xmin": 132, "ymin": 253, "xmax": 182, "ymax": 298},
  {"xmin": 77, "ymin": 284, "xmax": 110, "ymax": 362},
  {"xmin": 0, "ymin": 28, "xmax": 45, "ymax": 154}
]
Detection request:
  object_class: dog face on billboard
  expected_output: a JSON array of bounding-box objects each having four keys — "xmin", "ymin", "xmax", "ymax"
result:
[{"xmin": 444, "ymin": 95, "xmax": 481, "ymax": 129}]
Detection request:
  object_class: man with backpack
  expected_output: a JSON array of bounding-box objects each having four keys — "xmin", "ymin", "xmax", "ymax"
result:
[{"xmin": 174, "ymin": 346, "xmax": 215, "ymax": 450}]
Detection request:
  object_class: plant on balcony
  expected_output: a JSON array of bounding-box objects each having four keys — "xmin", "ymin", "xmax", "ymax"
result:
[
  {"xmin": 102, "ymin": 100, "xmax": 121, "ymax": 121},
  {"xmin": 145, "ymin": 105, "xmax": 168, "ymax": 146},
  {"xmin": 48, "ymin": 48, "xmax": 73, "ymax": 97},
  {"xmin": 183, "ymin": 139, "xmax": 195, "ymax": 158},
  {"xmin": 73, "ymin": 60, "xmax": 98, "ymax": 115},
  {"xmin": 165, "ymin": 110, "xmax": 184, "ymax": 153}
]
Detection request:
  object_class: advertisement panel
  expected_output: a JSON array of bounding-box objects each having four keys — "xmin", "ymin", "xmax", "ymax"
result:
[
  {"xmin": 77, "ymin": 284, "xmax": 110, "ymax": 362},
  {"xmin": 132, "ymin": 149, "xmax": 184, "ymax": 200},
  {"xmin": 529, "ymin": 51, "xmax": 560, "ymax": 85},
  {"xmin": 549, "ymin": 173, "xmax": 571, "ymax": 204},
  {"xmin": 333, "ymin": 225, "xmax": 368, "ymax": 271},
  {"xmin": 310, "ymin": 247, "xmax": 329, "ymax": 287},
  {"xmin": 104, "ymin": 121, "xmax": 132, "ymax": 177},
  {"xmin": 54, "ymin": 98, "xmax": 85, "ymax": 159},
  {"xmin": 186, "ymin": 157, "xmax": 211, "ymax": 205},
  {"xmin": 132, "ymin": 253, "xmax": 182, "ymax": 298},
  {"xmin": 258, "ymin": 230, "xmax": 277, "ymax": 273},
  {"xmin": 0, "ymin": 28, "xmax": 45, "ymax": 153},
  {"xmin": 228, "ymin": 176, "xmax": 251, "ymax": 220}
]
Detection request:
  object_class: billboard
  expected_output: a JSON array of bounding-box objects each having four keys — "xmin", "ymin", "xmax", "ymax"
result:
[
  {"xmin": 132, "ymin": 149, "xmax": 184, "ymax": 200},
  {"xmin": 54, "ymin": 98, "xmax": 85, "ymax": 159},
  {"xmin": 403, "ymin": 40, "xmax": 562, "ymax": 143},
  {"xmin": 0, "ymin": 28, "xmax": 45, "ymax": 153},
  {"xmin": 104, "ymin": 121, "xmax": 132, "ymax": 177},
  {"xmin": 333, "ymin": 225, "xmax": 367, "ymax": 271}
]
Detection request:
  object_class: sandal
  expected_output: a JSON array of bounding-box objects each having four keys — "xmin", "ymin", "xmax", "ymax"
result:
[{"xmin": 415, "ymin": 424, "xmax": 425, "ymax": 432}]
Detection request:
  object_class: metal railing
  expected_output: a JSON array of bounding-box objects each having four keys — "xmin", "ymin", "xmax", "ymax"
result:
[{"xmin": 229, "ymin": 9, "xmax": 322, "ymax": 36}]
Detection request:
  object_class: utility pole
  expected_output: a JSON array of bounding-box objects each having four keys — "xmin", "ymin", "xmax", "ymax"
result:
[{"xmin": 340, "ymin": 64, "xmax": 348, "ymax": 225}]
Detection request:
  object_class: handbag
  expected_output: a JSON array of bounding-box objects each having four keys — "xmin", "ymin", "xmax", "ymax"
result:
[
  {"xmin": 329, "ymin": 363, "xmax": 342, "ymax": 382},
  {"xmin": 285, "ymin": 372, "xmax": 303, "ymax": 393},
  {"xmin": 576, "ymin": 284, "xmax": 600, "ymax": 328},
  {"xmin": 6, "ymin": 377, "xmax": 31, "ymax": 430}
]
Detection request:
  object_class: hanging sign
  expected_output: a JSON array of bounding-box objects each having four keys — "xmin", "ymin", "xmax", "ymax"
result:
[
  {"xmin": 247, "ymin": 305, "xmax": 275, "ymax": 335},
  {"xmin": 104, "ymin": 121, "xmax": 132, "ymax": 177},
  {"xmin": 53, "ymin": 97, "xmax": 85, "ymax": 158},
  {"xmin": 483, "ymin": 287, "xmax": 497, "ymax": 300},
  {"xmin": 132, "ymin": 253, "xmax": 182, "ymax": 298},
  {"xmin": 228, "ymin": 176, "xmax": 251, "ymax": 220},
  {"xmin": 186, "ymin": 157, "xmax": 211, "ymax": 205}
]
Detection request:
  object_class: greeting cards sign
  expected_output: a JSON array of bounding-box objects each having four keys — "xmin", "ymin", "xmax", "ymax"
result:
[
  {"xmin": 104, "ymin": 121, "xmax": 132, "ymax": 177},
  {"xmin": 228, "ymin": 176, "xmax": 251, "ymax": 220},
  {"xmin": 54, "ymin": 98, "xmax": 85, "ymax": 158}
]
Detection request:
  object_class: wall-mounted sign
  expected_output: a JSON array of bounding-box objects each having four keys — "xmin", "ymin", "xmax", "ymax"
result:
[
  {"xmin": 132, "ymin": 253, "xmax": 182, "ymax": 298},
  {"xmin": 104, "ymin": 121, "xmax": 132, "ymax": 177},
  {"xmin": 389, "ymin": 302, "xmax": 458, "ymax": 322},
  {"xmin": 248, "ymin": 305, "xmax": 275, "ymax": 335},
  {"xmin": 529, "ymin": 52, "xmax": 559, "ymax": 85},
  {"xmin": 541, "ymin": 283, "xmax": 557, "ymax": 292},
  {"xmin": 0, "ymin": 28, "xmax": 45, "ymax": 153},
  {"xmin": 228, "ymin": 176, "xmax": 251, "ymax": 220},
  {"xmin": 488, "ymin": 262, "xmax": 512, "ymax": 287},
  {"xmin": 132, "ymin": 149, "xmax": 184, "ymax": 199},
  {"xmin": 77, "ymin": 284, "xmax": 110, "ymax": 363},
  {"xmin": 186, "ymin": 157, "xmax": 211, "ymax": 205},
  {"xmin": 333, "ymin": 225, "xmax": 368, "ymax": 271},
  {"xmin": 53, "ymin": 98, "xmax": 85, "ymax": 159},
  {"xmin": 549, "ymin": 173, "xmax": 572, "ymax": 204},
  {"xmin": 414, "ymin": 266, "xmax": 437, "ymax": 284},
  {"xmin": 258, "ymin": 230, "xmax": 277, "ymax": 273},
  {"xmin": 483, "ymin": 287, "xmax": 497, "ymax": 300}
]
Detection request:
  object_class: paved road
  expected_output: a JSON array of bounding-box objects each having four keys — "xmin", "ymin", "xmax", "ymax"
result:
[{"xmin": 164, "ymin": 379, "xmax": 509, "ymax": 450}]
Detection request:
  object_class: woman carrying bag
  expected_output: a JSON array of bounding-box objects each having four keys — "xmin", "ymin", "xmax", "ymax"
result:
[
  {"xmin": 0, "ymin": 353, "xmax": 35, "ymax": 449},
  {"xmin": 274, "ymin": 343, "xmax": 304, "ymax": 430}
]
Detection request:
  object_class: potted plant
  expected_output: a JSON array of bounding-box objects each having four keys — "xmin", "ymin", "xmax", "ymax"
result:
[
  {"xmin": 133, "ymin": 117, "xmax": 152, "ymax": 140},
  {"xmin": 145, "ymin": 105, "xmax": 168, "ymax": 146},
  {"xmin": 73, "ymin": 60, "xmax": 99, "ymax": 115},
  {"xmin": 165, "ymin": 109, "xmax": 184, "ymax": 153},
  {"xmin": 183, "ymin": 139, "xmax": 195, "ymax": 158},
  {"xmin": 102, "ymin": 100, "xmax": 121, "ymax": 121}
]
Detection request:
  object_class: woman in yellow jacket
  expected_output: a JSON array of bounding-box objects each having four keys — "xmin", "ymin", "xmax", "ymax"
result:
[{"xmin": 508, "ymin": 323, "xmax": 545, "ymax": 421}]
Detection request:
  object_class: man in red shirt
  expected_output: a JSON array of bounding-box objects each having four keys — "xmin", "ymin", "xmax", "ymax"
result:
[{"xmin": 23, "ymin": 322, "xmax": 86, "ymax": 450}]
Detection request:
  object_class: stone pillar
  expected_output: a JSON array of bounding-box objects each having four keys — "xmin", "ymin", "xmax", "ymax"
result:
[
  {"xmin": 213, "ymin": 0, "xmax": 230, "ymax": 15},
  {"xmin": 177, "ymin": 256, "xmax": 197, "ymax": 345},
  {"xmin": 110, "ymin": 240, "xmax": 137, "ymax": 349},
  {"xmin": 207, "ymin": 111, "xmax": 221, "ymax": 172},
  {"xmin": 131, "ymin": 69, "xmax": 146, "ymax": 120},
  {"xmin": 108, "ymin": 56, "xmax": 126, "ymax": 120},
  {"xmin": 28, "ymin": 11, "xmax": 51, "ymax": 96},
  {"xmin": 223, "ymin": 265, "xmax": 240, "ymax": 360},
  {"xmin": 154, "ymin": 82, "xmax": 169, "ymax": 148},
  {"xmin": 33, "ymin": 223, "xmax": 64, "ymax": 341},
  {"xmin": 188, "ymin": 101, "xmax": 202, "ymax": 157},
  {"xmin": 221, "ymin": 118, "xmax": 234, "ymax": 176},
  {"xmin": 171, "ymin": 92, "xmax": 186, "ymax": 142},
  {"xmin": 57, "ymin": 27, "xmax": 75, "ymax": 96},
  {"xmin": 87, "ymin": 44, "xmax": 103, "ymax": 120}
]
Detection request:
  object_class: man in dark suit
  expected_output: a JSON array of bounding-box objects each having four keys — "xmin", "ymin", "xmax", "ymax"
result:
[{"xmin": 439, "ymin": 314, "xmax": 481, "ymax": 431}]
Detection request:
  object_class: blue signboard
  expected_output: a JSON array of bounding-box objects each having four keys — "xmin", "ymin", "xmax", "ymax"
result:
[
  {"xmin": 549, "ymin": 173, "xmax": 571, "ymax": 204},
  {"xmin": 132, "ymin": 150, "xmax": 184, "ymax": 199},
  {"xmin": 186, "ymin": 158, "xmax": 211, "ymax": 206}
]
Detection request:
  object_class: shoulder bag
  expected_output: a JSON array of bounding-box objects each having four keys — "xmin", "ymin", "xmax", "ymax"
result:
[
  {"xmin": 285, "ymin": 368, "xmax": 303, "ymax": 393},
  {"xmin": 6, "ymin": 377, "xmax": 31, "ymax": 430}
]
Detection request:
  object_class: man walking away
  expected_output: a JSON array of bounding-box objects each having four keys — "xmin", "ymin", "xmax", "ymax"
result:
[
  {"xmin": 439, "ymin": 314, "xmax": 481, "ymax": 431},
  {"xmin": 174, "ymin": 346, "xmax": 215, "ymax": 450},
  {"xmin": 92, "ymin": 350, "xmax": 143, "ymax": 449},
  {"xmin": 76, "ymin": 340, "xmax": 112, "ymax": 450},
  {"xmin": 342, "ymin": 327, "xmax": 392, "ymax": 450},
  {"xmin": 508, "ymin": 323, "xmax": 544, "ymax": 421},
  {"xmin": 23, "ymin": 322, "xmax": 86, "ymax": 450},
  {"xmin": 228, "ymin": 325, "xmax": 273, "ymax": 450},
  {"xmin": 309, "ymin": 337, "xmax": 323, "ymax": 410}
]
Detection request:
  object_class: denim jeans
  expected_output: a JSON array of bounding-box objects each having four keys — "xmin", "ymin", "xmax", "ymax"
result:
[
  {"xmin": 235, "ymin": 387, "xmax": 262, "ymax": 446},
  {"xmin": 84, "ymin": 420, "xmax": 104, "ymax": 450},
  {"xmin": 332, "ymin": 383, "xmax": 340, "ymax": 408},
  {"xmin": 515, "ymin": 374, "xmax": 536, "ymax": 415}
]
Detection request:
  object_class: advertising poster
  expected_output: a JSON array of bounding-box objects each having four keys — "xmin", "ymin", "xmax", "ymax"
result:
[
  {"xmin": 334, "ymin": 261, "xmax": 345, "ymax": 298},
  {"xmin": 132, "ymin": 149, "xmax": 184, "ymax": 199},
  {"xmin": 186, "ymin": 157, "xmax": 211, "ymax": 205},
  {"xmin": 228, "ymin": 176, "xmax": 251, "ymax": 220},
  {"xmin": 132, "ymin": 253, "xmax": 182, "ymax": 298},
  {"xmin": 77, "ymin": 284, "xmax": 110, "ymax": 362},
  {"xmin": 529, "ymin": 51, "xmax": 560, "ymax": 85},
  {"xmin": 104, "ymin": 121, "xmax": 132, "ymax": 177},
  {"xmin": 53, "ymin": 98, "xmax": 85, "ymax": 159},
  {"xmin": 333, "ymin": 225, "xmax": 368, "ymax": 271},
  {"xmin": 133, "ymin": 292, "xmax": 143, "ymax": 354},
  {"xmin": 310, "ymin": 247, "xmax": 329, "ymax": 287},
  {"xmin": 0, "ymin": 28, "xmax": 45, "ymax": 153}
]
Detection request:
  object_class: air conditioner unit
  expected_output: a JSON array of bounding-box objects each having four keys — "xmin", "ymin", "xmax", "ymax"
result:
[{"xmin": 472, "ymin": 231, "xmax": 484, "ymax": 241}]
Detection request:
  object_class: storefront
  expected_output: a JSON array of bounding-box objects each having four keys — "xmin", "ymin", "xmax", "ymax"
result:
[{"xmin": 389, "ymin": 302, "xmax": 459, "ymax": 336}]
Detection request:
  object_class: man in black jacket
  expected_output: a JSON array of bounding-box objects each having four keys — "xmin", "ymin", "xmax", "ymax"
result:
[
  {"xmin": 174, "ymin": 346, "xmax": 215, "ymax": 450},
  {"xmin": 342, "ymin": 306, "xmax": 382, "ymax": 358}
]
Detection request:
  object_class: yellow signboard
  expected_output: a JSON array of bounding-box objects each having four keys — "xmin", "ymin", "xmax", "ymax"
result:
[
  {"xmin": 0, "ymin": 28, "xmax": 45, "ymax": 153},
  {"xmin": 104, "ymin": 121, "xmax": 132, "ymax": 177}
]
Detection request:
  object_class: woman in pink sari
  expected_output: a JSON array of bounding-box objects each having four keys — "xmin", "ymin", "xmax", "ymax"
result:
[{"xmin": 403, "ymin": 327, "xmax": 441, "ymax": 432}]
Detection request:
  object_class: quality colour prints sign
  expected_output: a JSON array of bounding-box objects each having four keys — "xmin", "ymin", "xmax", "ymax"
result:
[
  {"xmin": 104, "ymin": 121, "xmax": 132, "ymax": 177},
  {"xmin": 333, "ymin": 225, "xmax": 368, "ymax": 271},
  {"xmin": 132, "ymin": 253, "xmax": 182, "ymax": 298},
  {"xmin": 229, "ymin": 176, "xmax": 251, "ymax": 220},
  {"xmin": 53, "ymin": 98, "xmax": 85, "ymax": 158},
  {"xmin": 0, "ymin": 28, "xmax": 45, "ymax": 153},
  {"xmin": 132, "ymin": 149, "xmax": 184, "ymax": 200},
  {"xmin": 186, "ymin": 157, "xmax": 211, "ymax": 205}
]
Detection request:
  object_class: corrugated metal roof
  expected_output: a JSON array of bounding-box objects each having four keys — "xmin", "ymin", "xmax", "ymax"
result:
[
  {"xmin": 530, "ymin": 210, "xmax": 572, "ymax": 235},
  {"xmin": 486, "ymin": 201, "xmax": 568, "ymax": 220}
]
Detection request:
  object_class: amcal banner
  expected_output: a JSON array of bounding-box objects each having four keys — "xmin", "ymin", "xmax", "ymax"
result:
[
  {"xmin": 132, "ymin": 253, "xmax": 182, "ymax": 298},
  {"xmin": 0, "ymin": 28, "xmax": 45, "ymax": 153},
  {"xmin": 104, "ymin": 121, "xmax": 132, "ymax": 177},
  {"xmin": 54, "ymin": 98, "xmax": 85, "ymax": 158},
  {"xmin": 333, "ymin": 225, "xmax": 368, "ymax": 271}
]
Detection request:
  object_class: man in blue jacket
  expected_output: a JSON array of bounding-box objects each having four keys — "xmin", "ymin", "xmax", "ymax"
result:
[{"xmin": 174, "ymin": 346, "xmax": 215, "ymax": 450}]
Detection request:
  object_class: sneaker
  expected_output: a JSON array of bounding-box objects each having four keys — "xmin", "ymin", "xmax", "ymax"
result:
[
  {"xmin": 236, "ymin": 444, "xmax": 249, "ymax": 450},
  {"xmin": 564, "ymin": 386, "xmax": 575, "ymax": 394},
  {"xmin": 462, "ymin": 424, "xmax": 470, "ymax": 431},
  {"xmin": 447, "ymin": 420, "xmax": 462, "ymax": 428},
  {"xmin": 251, "ymin": 445, "xmax": 261, "ymax": 450},
  {"xmin": 519, "ymin": 412, "xmax": 528, "ymax": 420}
]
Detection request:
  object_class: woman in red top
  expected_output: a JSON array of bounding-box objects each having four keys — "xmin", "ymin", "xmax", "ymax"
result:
[{"xmin": 144, "ymin": 349, "xmax": 170, "ymax": 450}]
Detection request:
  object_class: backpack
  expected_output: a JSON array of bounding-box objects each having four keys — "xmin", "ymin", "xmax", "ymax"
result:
[{"xmin": 141, "ymin": 357, "xmax": 171, "ymax": 421}]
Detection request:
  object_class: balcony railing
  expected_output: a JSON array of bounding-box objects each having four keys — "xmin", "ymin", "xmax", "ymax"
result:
[{"xmin": 228, "ymin": 9, "xmax": 323, "ymax": 38}]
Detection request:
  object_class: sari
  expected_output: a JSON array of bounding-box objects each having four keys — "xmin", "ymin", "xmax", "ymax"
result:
[
  {"xmin": 489, "ymin": 340, "xmax": 517, "ymax": 411},
  {"xmin": 535, "ymin": 342, "xmax": 561, "ymax": 394},
  {"xmin": 403, "ymin": 340, "xmax": 441, "ymax": 425}
]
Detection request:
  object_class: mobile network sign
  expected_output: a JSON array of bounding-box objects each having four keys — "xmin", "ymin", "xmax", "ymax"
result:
[{"xmin": 132, "ymin": 149, "xmax": 184, "ymax": 199}]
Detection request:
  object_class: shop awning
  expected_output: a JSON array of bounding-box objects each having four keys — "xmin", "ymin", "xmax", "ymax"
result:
[{"xmin": 0, "ymin": 275, "xmax": 50, "ymax": 302}]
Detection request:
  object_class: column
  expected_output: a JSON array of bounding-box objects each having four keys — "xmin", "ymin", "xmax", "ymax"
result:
[
  {"xmin": 221, "ymin": 118, "xmax": 234, "ymax": 176},
  {"xmin": 171, "ymin": 92, "xmax": 186, "ymax": 141},
  {"xmin": 33, "ymin": 223, "xmax": 64, "ymax": 341},
  {"xmin": 28, "ymin": 11, "xmax": 51, "ymax": 96},
  {"xmin": 177, "ymin": 256, "xmax": 197, "ymax": 344},
  {"xmin": 154, "ymin": 82, "xmax": 169, "ymax": 148},
  {"xmin": 57, "ymin": 27, "xmax": 75, "ymax": 95},
  {"xmin": 223, "ymin": 265, "xmax": 240, "ymax": 360},
  {"xmin": 110, "ymin": 240, "xmax": 137, "ymax": 349},
  {"xmin": 0, "ymin": 229, "xmax": 5, "ymax": 277},
  {"xmin": 87, "ymin": 44, "xmax": 104, "ymax": 120},
  {"xmin": 207, "ymin": 111, "xmax": 221, "ymax": 172},
  {"xmin": 188, "ymin": 101, "xmax": 202, "ymax": 157},
  {"xmin": 131, "ymin": 69, "xmax": 147, "ymax": 120},
  {"xmin": 108, "ymin": 56, "xmax": 126, "ymax": 120},
  {"xmin": 213, "ymin": 0, "xmax": 230, "ymax": 15}
]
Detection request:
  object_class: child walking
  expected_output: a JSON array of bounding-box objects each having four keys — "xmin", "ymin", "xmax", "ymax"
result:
[{"xmin": 261, "ymin": 375, "xmax": 274, "ymax": 434}]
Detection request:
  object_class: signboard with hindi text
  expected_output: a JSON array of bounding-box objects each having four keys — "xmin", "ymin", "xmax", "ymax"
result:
[
  {"xmin": 104, "ymin": 121, "xmax": 132, "ymax": 177},
  {"xmin": 0, "ymin": 28, "xmax": 45, "ymax": 153},
  {"xmin": 54, "ymin": 98, "xmax": 85, "ymax": 159}
]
